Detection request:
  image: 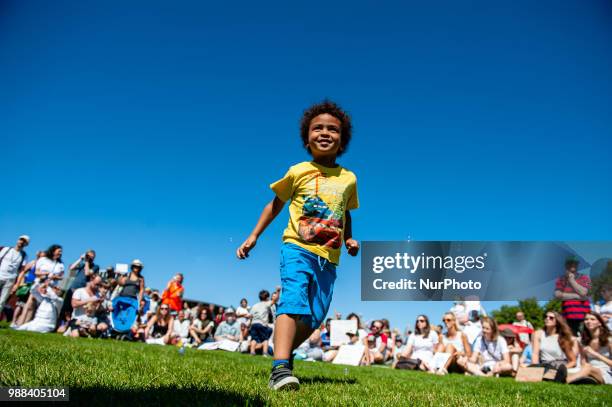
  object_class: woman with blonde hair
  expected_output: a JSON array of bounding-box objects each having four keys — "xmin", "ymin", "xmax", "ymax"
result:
[{"xmin": 433, "ymin": 312, "xmax": 472, "ymax": 374}]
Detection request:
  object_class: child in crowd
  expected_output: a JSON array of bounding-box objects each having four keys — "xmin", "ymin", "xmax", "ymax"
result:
[
  {"xmin": 237, "ymin": 100, "xmax": 359, "ymax": 390},
  {"xmin": 71, "ymin": 303, "xmax": 99, "ymax": 338}
]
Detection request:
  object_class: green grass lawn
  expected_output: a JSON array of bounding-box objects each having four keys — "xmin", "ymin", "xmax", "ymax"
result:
[{"xmin": 1, "ymin": 328, "xmax": 610, "ymax": 406}]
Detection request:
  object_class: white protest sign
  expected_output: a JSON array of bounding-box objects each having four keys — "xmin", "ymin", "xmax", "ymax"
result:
[
  {"xmin": 332, "ymin": 344, "xmax": 365, "ymax": 366},
  {"xmin": 330, "ymin": 319, "xmax": 357, "ymax": 347},
  {"xmin": 116, "ymin": 263, "xmax": 129, "ymax": 274}
]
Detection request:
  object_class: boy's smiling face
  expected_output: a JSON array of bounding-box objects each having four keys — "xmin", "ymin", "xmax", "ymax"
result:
[{"xmin": 307, "ymin": 113, "xmax": 342, "ymax": 160}]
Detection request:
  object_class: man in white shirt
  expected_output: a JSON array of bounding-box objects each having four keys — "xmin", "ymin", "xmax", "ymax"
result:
[
  {"xmin": 0, "ymin": 235, "xmax": 29, "ymax": 315},
  {"xmin": 71, "ymin": 275, "xmax": 102, "ymax": 320},
  {"xmin": 512, "ymin": 311, "xmax": 534, "ymax": 344},
  {"xmin": 172, "ymin": 310, "xmax": 191, "ymax": 343}
]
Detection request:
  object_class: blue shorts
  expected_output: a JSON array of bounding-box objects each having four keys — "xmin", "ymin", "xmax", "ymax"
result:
[{"xmin": 276, "ymin": 243, "xmax": 337, "ymax": 329}]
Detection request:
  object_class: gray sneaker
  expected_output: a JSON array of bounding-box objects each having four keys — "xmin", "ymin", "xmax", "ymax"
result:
[{"xmin": 268, "ymin": 365, "xmax": 300, "ymax": 391}]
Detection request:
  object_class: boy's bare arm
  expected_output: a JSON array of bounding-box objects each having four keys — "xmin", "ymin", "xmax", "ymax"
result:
[
  {"xmin": 344, "ymin": 210, "xmax": 359, "ymax": 256},
  {"xmin": 236, "ymin": 196, "xmax": 286, "ymax": 259}
]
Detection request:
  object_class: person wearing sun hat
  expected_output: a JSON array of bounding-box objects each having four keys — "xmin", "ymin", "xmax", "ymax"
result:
[
  {"xmin": 554, "ymin": 255, "xmax": 592, "ymax": 336},
  {"xmin": 118, "ymin": 259, "xmax": 145, "ymax": 306},
  {"xmin": 0, "ymin": 235, "xmax": 30, "ymax": 316}
]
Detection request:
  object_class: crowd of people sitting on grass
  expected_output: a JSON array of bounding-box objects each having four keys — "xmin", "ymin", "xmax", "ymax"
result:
[{"xmin": 0, "ymin": 236, "xmax": 611, "ymax": 385}]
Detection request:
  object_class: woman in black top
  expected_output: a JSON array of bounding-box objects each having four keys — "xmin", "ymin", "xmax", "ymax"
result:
[{"xmin": 119, "ymin": 259, "xmax": 145, "ymax": 306}]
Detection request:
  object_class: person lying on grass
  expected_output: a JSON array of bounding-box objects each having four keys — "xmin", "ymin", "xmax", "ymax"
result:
[
  {"xmin": 237, "ymin": 100, "xmax": 360, "ymax": 391},
  {"xmin": 465, "ymin": 316, "xmax": 513, "ymax": 377}
]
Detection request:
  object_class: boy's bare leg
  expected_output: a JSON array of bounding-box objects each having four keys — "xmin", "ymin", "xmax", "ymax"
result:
[
  {"xmin": 16, "ymin": 296, "xmax": 35, "ymax": 325},
  {"xmin": 273, "ymin": 314, "xmax": 314, "ymax": 360}
]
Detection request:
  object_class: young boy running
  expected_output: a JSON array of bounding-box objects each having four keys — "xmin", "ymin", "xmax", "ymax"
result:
[{"xmin": 237, "ymin": 100, "xmax": 359, "ymax": 390}]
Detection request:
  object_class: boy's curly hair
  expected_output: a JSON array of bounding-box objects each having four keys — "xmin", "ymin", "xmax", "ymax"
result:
[{"xmin": 300, "ymin": 99, "xmax": 352, "ymax": 157}]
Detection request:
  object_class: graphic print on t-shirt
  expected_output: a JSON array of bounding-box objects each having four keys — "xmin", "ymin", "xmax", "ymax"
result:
[{"xmin": 297, "ymin": 173, "xmax": 344, "ymax": 249}]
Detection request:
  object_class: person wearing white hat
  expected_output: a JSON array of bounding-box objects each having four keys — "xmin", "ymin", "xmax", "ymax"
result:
[
  {"xmin": 214, "ymin": 307, "xmax": 240, "ymax": 342},
  {"xmin": 118, "ymin": 259, "xmax": 145, "ymax": 306},
  {"xmin": 0, "ymin": 235, "xmax": 30, "ymax": 316}
]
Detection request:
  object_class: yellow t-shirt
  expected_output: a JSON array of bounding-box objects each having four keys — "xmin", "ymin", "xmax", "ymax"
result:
[{"xmin": 270, "ymin": 161, "xmax": 359, "ymax": 265}]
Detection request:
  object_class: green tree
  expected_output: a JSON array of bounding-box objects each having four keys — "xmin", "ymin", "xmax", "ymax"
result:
[
  {"xmin": 491, "ymin": 304, "xmax": 520, "ymax": 325},
  {"xmin": 490, "ymin": 298, "xmax": 552, "ymax": 329}
]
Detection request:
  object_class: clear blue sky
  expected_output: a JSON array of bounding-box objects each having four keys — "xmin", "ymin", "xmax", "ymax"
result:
[{"xmin": 1, "ymin": 1, "xmax": 611, "ymax": 332}]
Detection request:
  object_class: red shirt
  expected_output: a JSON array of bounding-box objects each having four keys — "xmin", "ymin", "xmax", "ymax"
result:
[{"xmin": 555, "ymin": 274, "xmax": 591, "ymax": 320}]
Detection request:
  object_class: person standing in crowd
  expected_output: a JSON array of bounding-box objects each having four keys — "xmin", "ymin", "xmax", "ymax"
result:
[
  {"xmin": 249, "ymin": 288, "xmax": 280, "ymax": 356},
  {"xmin": 15, "ymin": 279, "xmax": 63, "ymax": 333},
  {"xmin": 398, "ymin": 315, "xmax": 440, "ymax": 371},
  {"xmin": 567, "ymin": 312, "xmax": 612, "ymax": 385},
  {"xmin": 161, "ymin": 273, "xmax": 184, "ymax": 314},
  {"xmin": 99, "ymin": 266, "xmax": 115, "ymax": 282},
  {"xmin": 11, "ymin": 250, "xmax": 45, "ymax": 327},
  {"xmin": 0, "ymin": 235, "xmax": 29, "ymax": 319},
  {"xmin": 236, "ymin": 298, "xmax": 252, "ymax": 326},
  {"xmin": 513, "ymin": 311, "xmax": 534, "ymax": 345},
  {"xmin": 17, "ymin": 244, "xmax": 65, "ymax": 326},
  {"xmin": 60, "ymin": 250, "xmax": 99, "ymax": 326},
  {"xmin": 531, "ymin": 311, "xmax": 576, "ymax": 381},
  {"xmin": 555, "ymin": 256, "xmax": 591, "ymax": 336},
  {"xmin": 434, "ymin": 312, "xmax": 472, "ymax": 375},
  {"xmin": 119, "ymin": 260, "xmax": 145, "ymax": 306},
  {"xmin": 465, "ymin": 316, "xmax": 513, "ymax": 377}
]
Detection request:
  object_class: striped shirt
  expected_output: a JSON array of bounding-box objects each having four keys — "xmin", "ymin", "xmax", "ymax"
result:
[{"xmin": 555, "ymin": 274, "xmax": 591, "ymax": 320}]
